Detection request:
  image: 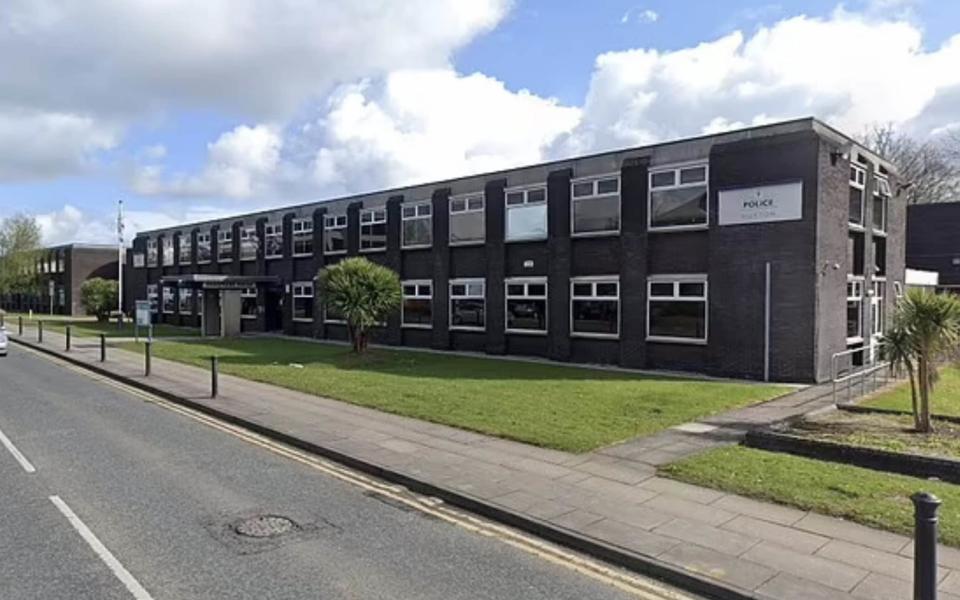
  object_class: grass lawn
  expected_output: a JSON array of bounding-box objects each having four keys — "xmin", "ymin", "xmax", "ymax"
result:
[
  {"xmin": 120, "ymin": 337, "xmax": 786, "ymax": 453},
  {"xmin": 866, "ymin": 363, "xmax": 960, "ymax": 418},
  {"xmin": 45, "ymin": 320, "xmax": 198, "ymax": 339},
  {"xmin": 788, "ymin": 411, "xmax": 960, "ymax": 461},
  {"xmin": 661, "ymin": 446, "xmax": 960, "ymax": 546}
]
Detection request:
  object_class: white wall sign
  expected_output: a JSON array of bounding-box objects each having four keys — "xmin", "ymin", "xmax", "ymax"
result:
[{"xmin": 718, "ymin": 181, "xmax": 803, "ymax": 226}]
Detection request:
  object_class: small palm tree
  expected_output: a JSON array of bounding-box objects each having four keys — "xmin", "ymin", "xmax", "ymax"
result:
[
  {"xmin": 317, "ymin": 257, "xmax": 401, "ymax": 353},
  {"xmin": 894, "ymin": 289, "xmax": 960, "ymax": 432},
  {"xmin": 884, "ymin": 320, "xmax": 920, "ymax": 430}
]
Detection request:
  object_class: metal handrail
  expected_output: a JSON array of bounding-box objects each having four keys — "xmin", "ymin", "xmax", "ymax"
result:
[{"xmin": 831, "ymin": 342, "xmax": 892, "ymax": 405}]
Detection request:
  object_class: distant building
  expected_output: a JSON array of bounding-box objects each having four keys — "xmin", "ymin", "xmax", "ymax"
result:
[
  {"xmin": 0, "ymin": 244, "xmax": 119, "ymax": 317},
  {"xmin": 906, "ymin": 203, "xmax": 960, "ymax": 294},
  {"xmin": 126, "ymin": 118, "xmax": 904, "ymax": 383}
]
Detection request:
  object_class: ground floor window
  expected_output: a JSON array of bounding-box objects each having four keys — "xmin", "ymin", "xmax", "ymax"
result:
[
  {"xmin": 647, "ymin": 275, "xmax": 707, "ymax": 343},
  {"xmin": 506, "ymin": 278, "xmax": 547, "ymax": 333},
  {"xmin": 292, "ymin": 282, "xmax": 314, "ymax": 321},
  {"xmin": 162, "ymin": 287, "xmax": 175, "ymax": 314},
  {"xmin": 324, "ymin": 303, "xmax": 345, "ymax": 324},
  {"xmin": 450, "ymin": 279, "xmax": 485, "ymax": 330},
  {"xmin": 178, "ymin": 288, "xmax": 193, "ymax": 314},
  {"xmin": 241, "ymin": 287, "xmax": 257, "ymax": 319},
  {"xmin": 570, "ymin": 277, "xmax": 619, "ymax": 337},
  {"xmin": 847, "ymin": 278, "xmax": 864, "ymax": 343},
  {"xmin": 402, "ymin": 280, "xmax": 432, "ymax": 327},
  {"xmin": 147, "ymin": 284, "xmax": 158, "ymax": 313},
  {"xmin": 871, "ymin": 279, "xmax": 886, "ymax": 337}
]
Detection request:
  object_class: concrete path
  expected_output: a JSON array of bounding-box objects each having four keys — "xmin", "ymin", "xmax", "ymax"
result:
[{"xmin": 11, "ymin": 326, "xmax": 960, "ymax": 600}]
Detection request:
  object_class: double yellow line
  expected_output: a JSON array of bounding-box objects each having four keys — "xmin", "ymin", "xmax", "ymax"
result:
[{"xmin": 19, "ymin": 344, "xmax": 695, "ymax": 600}]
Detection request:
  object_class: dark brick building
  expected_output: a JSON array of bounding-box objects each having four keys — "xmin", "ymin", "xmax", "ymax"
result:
[
  {"xmin": 1, "ymin": 244, "xmax": 119, "ymax": 317},
  {"xmin": 125, "ymin": 118, "xmax": 905, "ymax": 383},
  {"xmin": 906, "ymin": 203, "xmax": 960, "ymax": 293}
]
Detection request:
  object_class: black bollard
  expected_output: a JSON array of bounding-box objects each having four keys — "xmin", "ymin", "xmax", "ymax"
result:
[
  {"xmin": 100, "ymin": 334, "xmax": 106, "ymax": 362},
  {"xmin": 18, "ymin": 315, "xmax": 23, "ymax": 336},
  {"xmin": 65, "ymin": 325, "xmax": 71, "ymax": 351},
  {"xmin": 912, "ymin": 491, "xmax": 941, "ymax": 600},
  {"xmin": 211, "ymin": 355, "xmax": 219, "ymax": 398},
  {"xmin": 144, "ymin": 341, "xmax": 151, "ymax": 377},
  {"xmin": 38, "ymin": 321, "xmax": 43, "ymax": 343}
]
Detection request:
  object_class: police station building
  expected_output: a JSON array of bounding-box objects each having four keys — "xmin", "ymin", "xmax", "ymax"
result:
[{"xmin": 125, "ymin": 118, "xmax": 904, "ymax": 383}]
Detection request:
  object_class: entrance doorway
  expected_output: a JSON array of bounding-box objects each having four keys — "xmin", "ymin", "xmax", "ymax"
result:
[{"xmin": 264, "ymin": 288, "xmax": 283, "ymax": 332}]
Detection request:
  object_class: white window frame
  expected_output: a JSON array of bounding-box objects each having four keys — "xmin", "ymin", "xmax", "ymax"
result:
[
  {"xmin": 178, "ymin": 287, "xmax": 193, "ymax": 314},
  {"xmin": 292, "ymin": 281, "xmax": 314, "ymax": 322},
  {"xmin": 161, "ymin": 237, "xmax": 174, "ymax": 267},
  {"xmin": 872, "ymin": 175, "xmax": 889, "ymax": 235},
  {"xmin": 292, "ymin": 218, "xmax": 314, "ymax": 258},
  {"xmin": 162, "ymin": 286, "xmax": 175, "ymax": 314},
  {"xmin": 196, "ymin": 232, "xmax": 212, "ymax": 264},
  {"xmin": 871, "ymin": 278, "xmax": 887, "ymax": 338},
  {"xmin": 646, "ymin": 274, "xmax": 709, "ymax": 345},
  {"xmin": 360, "ymin": 208, "xmax": 388, "ymax": 253},
  {"xmin": 504, "ymin": 184, "xmax": 548, "ymax": 242},
  {"xmin": 264, "ymin": 223, "xmax": 283, "ymax": 259},
  {"xmin": 849, "ymin": 164, "xmax": 866, "ymax": 229},
  {"xmin": 146, "ymin": 284, "xmax": 158, "ymax": 313},
  {"xmin": 505, "ymin": 277, "xmax": 548, "ymax": 335},
  {"xmin": 217, "ymin": 229, "xmax": 233, "ymax": 263},
  {"xmin": 847, "ymin": 276, "xmax": 865, "ymax": 344},
  {"xmin": 323, "ymin": 214, "xmax": 348, "ymax": 255},
  {"xmin": 401, "ymin": 201, "xmax": 433, "ymax": 249},
  {"xmin": 240, "ymin": 226, "xmax": 258, "ymax": 261},
  {"xmin": 648, "ymin": 162, "xmax": 709, "ymax": 232},
  {"xmin": 241, "ymin": 286, "xmax": 258, "ymax": 320},
  {"xmin": 178, "ymin": 233, "xmax": 192, "ymax": 265},
  {"xmin": 323, "ymin": 303, "xmax": 346, "ymax": 324},
  {"xmin": 449, "ymin": 193, "xmax": 486, "ymax": 246},
  {"xmin": 146, "ymin": 239, "xmax": 158, "ymax": 268},
  {"xmin": 449, "ymin": 278, "xmax": 486, "ymax": 332},
  {"xmin": 569, "ymin": 276, "xmax": 620, "ymax": 339},
  {"xmin": 571, "ymin": 173, "xmax": 621, "ymax": 237},
  {"xmin": 401, "ymin": 279, "xmax": 433, "ymax": 328}
]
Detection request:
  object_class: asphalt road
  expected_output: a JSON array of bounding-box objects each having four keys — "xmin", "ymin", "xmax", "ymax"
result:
[{"xmin": 0, "ymin": 344, "xmax": 693, "ymax": 600}]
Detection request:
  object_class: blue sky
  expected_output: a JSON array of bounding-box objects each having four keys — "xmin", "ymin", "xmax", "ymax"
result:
[{"xmin": 1, "ymin": 0, "xmax": 958, "ymax": 244}]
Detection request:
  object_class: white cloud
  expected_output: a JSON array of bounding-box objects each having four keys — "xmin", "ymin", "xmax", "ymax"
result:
[
  {"xmin": 0, "ymin": 110, "xmax": 119, "ymax": 181},
  {"xmin": 621, "ymin": 8, "xmax": 659, "ymax": 25}
]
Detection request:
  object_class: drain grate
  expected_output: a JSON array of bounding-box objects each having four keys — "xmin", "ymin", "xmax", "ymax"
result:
[{"xmin": 234, "ymin": 515, "xmax": 295, "ymax": 538}]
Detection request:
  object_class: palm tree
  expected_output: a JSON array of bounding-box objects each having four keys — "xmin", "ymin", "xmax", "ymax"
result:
[
  {"xmin": 894, "ymin": 289, "xmax": 960, "ymax": 432},
  {"xmin": 883, "ymin": 320, "xmax": 920, "ymax": 430},
  {"xmin": 317, "ymin": 257, "xmax": 401, "ymax": 353}
]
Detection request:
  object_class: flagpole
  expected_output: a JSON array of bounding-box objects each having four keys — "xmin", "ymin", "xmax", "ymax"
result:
[{"xmin": 117, "ymin": 199, "xmax": 124, "ymax": 328}]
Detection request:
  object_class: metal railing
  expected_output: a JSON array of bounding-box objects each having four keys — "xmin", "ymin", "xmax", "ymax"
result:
[{"xmin": 831, "ymin": 342, "xmax": 894, "ymax": 405}]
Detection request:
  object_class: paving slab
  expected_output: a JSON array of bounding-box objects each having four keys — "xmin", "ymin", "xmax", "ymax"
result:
[
  {"xmin": 658, "ymin": 543, "xmax": 776, "ymax": 591},
  {"xmin": 722, "ymin": 515, "xmax": 829, "ymax": 555},
  {"xmin": 742, "ymin": 542, "xmax": 870, "ymax": 592}
]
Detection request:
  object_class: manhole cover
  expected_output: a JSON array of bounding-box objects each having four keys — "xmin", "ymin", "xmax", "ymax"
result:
[{"xmin": 234, "ymin": 515, "xmax": 295, "ymax": 538}]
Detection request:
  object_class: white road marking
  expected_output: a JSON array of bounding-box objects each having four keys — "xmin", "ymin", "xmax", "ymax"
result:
[
  {"xmin": 0, "ymin": 426, "xmax": 36, "ymax": 473},
  {"xmin": 49, "ymin": 495, "xmax": 155, "ymax": 600}
]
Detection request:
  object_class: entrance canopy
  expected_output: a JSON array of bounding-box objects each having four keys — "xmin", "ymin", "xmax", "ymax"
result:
[{"xmin": 158, "ymin": 274, "xmax": 282, "ymax": 290}]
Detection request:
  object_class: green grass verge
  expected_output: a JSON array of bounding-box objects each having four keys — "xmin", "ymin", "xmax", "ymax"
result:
[
  {"xmin": 46, "ymin": 320, "xmax": 198, "ymax": 338},
  {"xmin": 120, "ymin": 338, "xmax": 786, "ymax": 453},
  {"xmin": 662, "ymin": 446, "xmax": 960, "ymax": 546},
  {"xmin": 866, "ymin": 364, "xmax": 960, "ymax": 418}
]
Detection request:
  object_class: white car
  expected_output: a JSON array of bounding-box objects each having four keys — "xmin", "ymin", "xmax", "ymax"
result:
[{"xmin": 0, "ymin": 326, "xmax": 7, "ymax": 356}]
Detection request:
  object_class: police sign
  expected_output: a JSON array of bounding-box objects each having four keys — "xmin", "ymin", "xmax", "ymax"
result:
[{"xmin": 718, "ymin": 181, "xmax": 803, "ymax": 226}]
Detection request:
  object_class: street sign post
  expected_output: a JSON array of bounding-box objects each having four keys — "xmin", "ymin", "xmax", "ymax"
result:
[{"xmin": 135, "ymin": 300, "xmax": 152, "ymax": 343}]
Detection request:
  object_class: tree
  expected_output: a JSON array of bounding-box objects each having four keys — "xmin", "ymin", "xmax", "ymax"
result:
[
  {"xmin": 888, "ymin": 289, "xmax": 960, "ymax": 432},
  {"xmin": 317, "ymin": 257, "xmax": 401, "ymax": 353},
  {"xmin": 884, "ymin": 318, "xmax": 920, "ymax": 430},
  {"xmin": 861, "ymin": 123, "xmax": 960, "ymax": 205},
  {"xmin": 80, "ymin": 278, "xmax": 119, "ymax": 322},
  {"xmin": 0, "ymin": 214, "xmax": 42, "ymax": 296}
]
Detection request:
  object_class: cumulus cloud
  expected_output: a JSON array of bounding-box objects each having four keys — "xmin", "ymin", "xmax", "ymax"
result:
[{"xmin": 0, "ymin": 110, "xmax": 119, "ymax": 181}]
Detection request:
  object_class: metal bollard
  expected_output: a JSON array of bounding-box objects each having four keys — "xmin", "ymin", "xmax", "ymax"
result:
[
  {"xmin": 38, "ymin": 321, "xmax": 43, "ymax": 343},
  {"xmin": 210, "ymin": 355, "xmax": 219, "ymax": 398},
  {"xmin": 65, "ymin": 325, "xmax": 71, "ymax": 351},
  {"xmin": 100, "ymin": 334, "xmax": 106, "ymax": 362},
  {"xmin": 18, "ymin": 315, "xmax": 23, "ymax": 336},
  {"xmin": 912, "ymin": 492, "xmax": 941, "ymax": 600},
  {"xmin": 144, "ymin": 341, "xmax": 151, "ymax": 377},
  {"xmin": 0, "ymin": 313, "xmax": 4, "ymax": 327}
]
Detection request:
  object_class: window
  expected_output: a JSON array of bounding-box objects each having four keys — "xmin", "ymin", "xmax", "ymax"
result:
[
  {"xmin": 450, "ymin": 194, "xmax": 485, "ymax": 245},
  {"xmin": 56, "ymin": 254, "xmax": 64, "ymax": 273},
  {"xmin": 450, "ymin": 279, "xmax": 485, "ymax": 330},
  {"xmin": 292, "ymin": 282, "xmax": 314, "ymax": 321},
  {"xmin": 196, "ymin": 232, "xmax": 212, "ymax": 264},
  {"xmin": 506, "ymin": 278, "xmax": 547, "ymax": 333},
  {"xmin": 263, "ymin": 223, "xmax": 283, "ymax": 259},
  {"xmin": 572, "ymin": 175, "xmax": 620, "ymax": 235},
  {"xmin": 649, "ymin": 164, "xmax": 708, "ymax": 230},
  {"xmin": 402, "ymin": 280, "xmax": 432, "ymax": 327},
  {"xmin": 134, "ymin": 254, "xmax": 145, "ymax": 268},
  {"xmin": 847, "ymin": 278, "xmax": 864, "ymax": 342},
  {"xmin": 872, "ymin": 176, "xmax": 889, "ymax": 232},
  {"xmin": 292, "ymin": 218, "xmax": 313, "ymax": 257},
  {"xmin": 323, "ymin": 302, "xmax": 345, "ymax": 324},
  {"xmin": 146, "ymin": 239, "xmax": 158, "ymax": 267},
  {"xmin": 217, "ymin": 229, "xmax": 233, "ymax": 262},
  {"xmin": 849, "ymin": 165, "xmax": 866, "ymax": 227},
  {"xmin": 240, "ymin": 227, "xmax": 258, "ymax": 261},
  {"xmin": 873, "ymin": 236, "xmax": 886, "ymax": 276},
  {"xmin": 360, "ymin": 208, "xmax": 387, "ymax": 251},
  {"xmin": 241, "ymin": 287, "xmax": 257, "ymax": 319},
  {"xmin": 848, "ymin": 231, "xmax": 865, "ymax": 276},
  {"xmin": 147, "ymin": 284, "xmax": 158, "ymax": 313},
  {"xmin": 178, "ymin": 287, "xmax": 193, "ymax": 314},
  {"xmin": 161, "ymin": 237, "xmax": 174, "ymax": 266},
  {"xmin": 570, "ymin": 277, "xmax": 619, "ymax": 337},
  {"xmin": 324, "ymin": 215, "xmax": 347, "ymax": 255},
  {"xmin": 647, "ymin": 276, "xmax": 708, "ymax": 343},
  {"xmin": 505, "ymin": 186, "xmax": 547, "ymax": 241},
  {"xmin": 178, "ymin": 234, "xmax": 192, "ymax": 264},
  {"xmin": 871, "ymin": 280, "xmax": 886, "ymax": 337},
  {"xmin": 162, "ymin": 286, "xmax": 175, "ymax": 314},
  {"xmin": 402, "ymin": 202, "xmax": 432, "ymax": 248}
]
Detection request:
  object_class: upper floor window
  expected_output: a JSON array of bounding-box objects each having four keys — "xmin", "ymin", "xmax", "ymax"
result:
[
  {"xmin": 402, "ymin": 202, "xmax": 432, "ymax": 248},
  {"xmin": 849, "ymin": 165, "xmax": 866, "ymax": 227},
  {"xmin": 450, "ymin": 194, "xmax": 485, "ymax": 245},
  {"xmin": 648, "ymin": 164, "xmax": 708, "ymax": 230},
  {"xmin": 292, "ymin": 218, "xmax": 313, "ymax": 257},
  {"xmin": 196, "ymin": 232, "xmax": 212, "ymax": 264},
  {"xmin": 146, "ymin": 239, "xmax": 158, "ymax": 267},
  {"xmin": 217, "ymin": 229, "xmax": 233, "ymax": 262},
  {"xmin": 324, "ymin": 215, "xmax": 347, "ymax": 255},
  {"xmin": 572, "ymin": 175, "xmax": 620, "ymax": 235},
  {"xmin": 505, "ymin": 185, "xmax": 547, "ymax": 241},
  {"xmin": 872, "ymin": 175, "xmax": 889, "ymax": 233},
  {"xmin": 647, "ymin": 275, "xmax": 708, "ymax": 343},
  {"xmin": 264, "ymin": 223, "xmax": 283, "ymax": 259},
  {"xmin": 161, "ymin": 237, "xmax": 174, "ymax": 266},
  {"xmin": 240, "ymin": 226, "xmax": 258, "ymax": 261},
  {"xmin": 178, "ymin": 233, "xmax": 192, "ymax": 264},
  {"xmin": 360, "ymin": 208, "xmax": 387, "ymax": 252}
]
